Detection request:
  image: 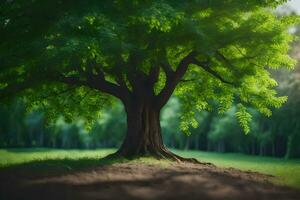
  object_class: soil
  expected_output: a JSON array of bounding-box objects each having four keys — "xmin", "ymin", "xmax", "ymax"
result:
[{"xmin": 0, "ymin": 161, "xmax": 299, "ymax": 200}]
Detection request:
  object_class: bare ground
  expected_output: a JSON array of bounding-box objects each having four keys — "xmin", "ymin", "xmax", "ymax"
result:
[{"xmin": 0, "ymin": 161, "xmax": 300, "ymax": 200}]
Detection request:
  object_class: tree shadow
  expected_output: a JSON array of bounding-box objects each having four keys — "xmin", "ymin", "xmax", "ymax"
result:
[
  {"xmin": 5, "ymin": 148, "xmax": 61, "ymax": 153},
  {"xmin": 1, "ymin": 164, "xmax": 300, "ymax": 200},
  {"xmin": 4, "ymin": 148, "xmax": 116, "ymax": 153},
  {"xmin": 1, "ymin": 152, "xmax": 300, "ymax": 200},
  {"xmin": 0, "ymin": 154, "xmax": 127, "ymax": 178}
]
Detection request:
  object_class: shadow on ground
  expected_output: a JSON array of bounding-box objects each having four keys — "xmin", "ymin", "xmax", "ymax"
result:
[
  {"xmin": 0, "ymin": 155, "xmax": 126, "ymax": 176},
  {"xmin": 0, "ymin": 157, "xmax": 300, "ymax": 200}
]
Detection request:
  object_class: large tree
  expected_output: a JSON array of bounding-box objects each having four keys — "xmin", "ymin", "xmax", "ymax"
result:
[{"xmin": 0, "ymin": 0, "xmax": 298, "ymax": 160}]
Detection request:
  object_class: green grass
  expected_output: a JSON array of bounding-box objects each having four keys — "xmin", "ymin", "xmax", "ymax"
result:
[
  {"xmin": 0, "ymin": 148, "xmax": 299, "ymax": 188},
  {"xmin": 0, "ymin": 148, "xmax": 171, "ymax": 172},
  {"xmin": 0, "ymin": 148, "xmax": 118, "ymax": 173},
  {"xmin": 0, "ymin": 148, "xmax": 116, "ymax": 167},
  {"xmin": 175, "ymin": 150, "xmax": 300, "ymax": 189}
]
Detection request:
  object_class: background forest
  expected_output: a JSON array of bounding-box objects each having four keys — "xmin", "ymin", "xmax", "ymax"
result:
[{"xmin": 1, "ymin": 8, "xmax": 300, "ymax": 159}]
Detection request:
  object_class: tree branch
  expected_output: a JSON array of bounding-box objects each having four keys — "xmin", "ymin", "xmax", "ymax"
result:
[
  {"xmin": 0, "ymin": 80, "xmax": 35, "ymax": 100},
  {"xmin": 88, "ymin": 72, "xmax": 131, "ymax": 102},
  {"xmin": 57, "ymin": 71, "xmax": 130, "ymax": 104},
  {"xmin": 156, "ymin": 51, "xmax": 196, "ymax": 108},
  {"xmin": 161, "ymin": 59, "xmax": 174, "ymax": 77},
  {"xmin": 71, "ymin": 55, "xmax": 132, "ymax": 101},
  {"xmin": 40, "ymin": 86, "xmax": 77, "ymax": 100},
  {"xmin": 180, "ymin": 78, "xmax": 197, "ymax": 83},
  {"xmin": 216, "ymin": 50, "xmax": 234, "ymax": 68},
  {"xmin": 124, "ymin": 52, "xmax": 146, "ymax": 96},
  {"xmin": 191, "ymin": 58, "xmax": 233, "ymax": 85},
  {"xmin": 148, "ymin": 65, "xmax": 160, "ymax": 86}
]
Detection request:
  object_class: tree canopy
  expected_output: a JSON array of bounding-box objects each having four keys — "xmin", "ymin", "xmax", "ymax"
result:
[{"xmin": 0, "ymin": 0, "xmax": 298, "ymax": 135}]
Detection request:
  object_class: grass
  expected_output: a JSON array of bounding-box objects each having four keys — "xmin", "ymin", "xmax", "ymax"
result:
[
  {"xmin": 0, "ymin": 148, "xmax": 299, "ymax": 188},
  {"xmin": 0, "ymin": 148, "xmax": 116, "ymax": 167},
  {"xmin": 175, "ymin": 150, "xmax": 300, "ymax": 188},
  {"xmin": 0, "ymin": 148, "xmax": 171, "ymax": 172}
]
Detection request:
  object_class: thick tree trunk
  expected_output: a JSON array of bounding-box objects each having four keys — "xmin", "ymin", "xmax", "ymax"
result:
[
  {"xmin": 110, "ymin": 100, "xmax": 200, "ymax": 163},
  {"xmin": 117, "ymin": 102, "xmax": 165, "ymax": 157}
]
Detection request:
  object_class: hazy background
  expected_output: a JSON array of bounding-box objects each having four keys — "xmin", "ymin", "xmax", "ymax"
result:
[
  {"xmin": 281, "ymin": 0, "xmax": 300, "ymax": 13},
  {"xmin": 287, "ymin": 0, "xmax": 300, "ymax": 13}
]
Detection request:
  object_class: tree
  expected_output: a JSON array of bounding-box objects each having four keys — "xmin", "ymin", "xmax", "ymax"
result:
[{"xmin": 0, "ymin": 0, "xmax": 298, "ymax": 161}]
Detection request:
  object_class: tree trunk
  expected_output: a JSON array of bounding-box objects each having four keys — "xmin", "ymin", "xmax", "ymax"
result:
[
  {"xmin": 195, "ymin": 134, "xmax": 200, "ymax": 150},
  {"xmin": 285, "ymin": 134, "xmax": 295, "ymax": 159},
  {"xmin": 184, "ymin": 136, "xmax": 190, "ymax": 150},
  {"xmin": 112, "ymin": 100, "xmax": 199, "ymax": 163},
  {"xmin": 272, "ymin": 141, "xmax": 275, "ymax": 157},
  {"xmin": 117, "ymin": 101, "xmax": 165, "ymax": 157}
]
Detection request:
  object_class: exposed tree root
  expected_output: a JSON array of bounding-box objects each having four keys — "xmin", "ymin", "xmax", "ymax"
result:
[
  {"xmin": 104, "ymin": 147, "xmax": 213, "ymax": 166},
  {"xmin": 156, "ymin": 147, "xmax": 213, "ymax": 165}
]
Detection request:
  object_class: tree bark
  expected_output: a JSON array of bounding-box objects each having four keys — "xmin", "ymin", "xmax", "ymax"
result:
[
  {"xmin": 107, "ymin": 99, "xmax": 200, "ymax": 163},
  {"xmin": 117, "ymin": 101, "xmax": 164, "ymax": 157}
]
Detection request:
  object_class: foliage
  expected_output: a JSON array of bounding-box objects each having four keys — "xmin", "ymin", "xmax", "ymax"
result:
[
  {"xmin": 0, "ymin": 0, "xmax": 298, "ymax": 134},
  {"xmin": 235, "ymin": 104, "xmax": 252, "ymax": 134}
]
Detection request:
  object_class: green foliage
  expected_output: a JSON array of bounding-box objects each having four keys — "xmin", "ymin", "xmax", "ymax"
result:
[
  {"xmin": 89, "ymin": 103, "xmax": 126, "ymax": 148},
  {"xmin": 208, "ymin": 108, "xmax": 240, "ymax": 142},
  {"xmin": 0, "ymin": 100, "xmax": 124, "ymax": 149},
  {"xmin": 0, "ymin": 0, "xmax": 298, "ymax": 133},
  {"xmin": 235, "ymin": 104, "xmax": 252, "ymax": 134}
]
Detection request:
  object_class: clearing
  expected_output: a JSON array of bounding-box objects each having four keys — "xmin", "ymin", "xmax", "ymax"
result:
[{"xmin": 0, "ymin": 148, "xmax": 299, "ymax": 200}]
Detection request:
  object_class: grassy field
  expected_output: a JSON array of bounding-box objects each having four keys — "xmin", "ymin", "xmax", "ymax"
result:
[
  {"xmin": 0, "ymin": 148, "xmax": 299, "ymax": 188},
  {"xmin": 175, "ymin": 150, "xmax": 300, "ymax": 188}
]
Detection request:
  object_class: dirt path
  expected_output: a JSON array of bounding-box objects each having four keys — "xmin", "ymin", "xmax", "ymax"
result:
[{"xmin": 1, "ymin": 162, "xmax": 299, "ymax": 200}]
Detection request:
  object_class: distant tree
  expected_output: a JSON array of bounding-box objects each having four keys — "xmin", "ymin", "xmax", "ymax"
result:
[
  {"xmin": 89, "ymin": 103, "xmax": 126, "ymax": 148},
  {"xmin": 0, "ymin": 100, "xmax": 28, "ymax": 147},
  {"xmin": 25, "ymin": 109, "xmax": 46, "ymax": 146},
  {"xmin": 0, "ymin": 0, "xmax": 298, "ymax": 160}
]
